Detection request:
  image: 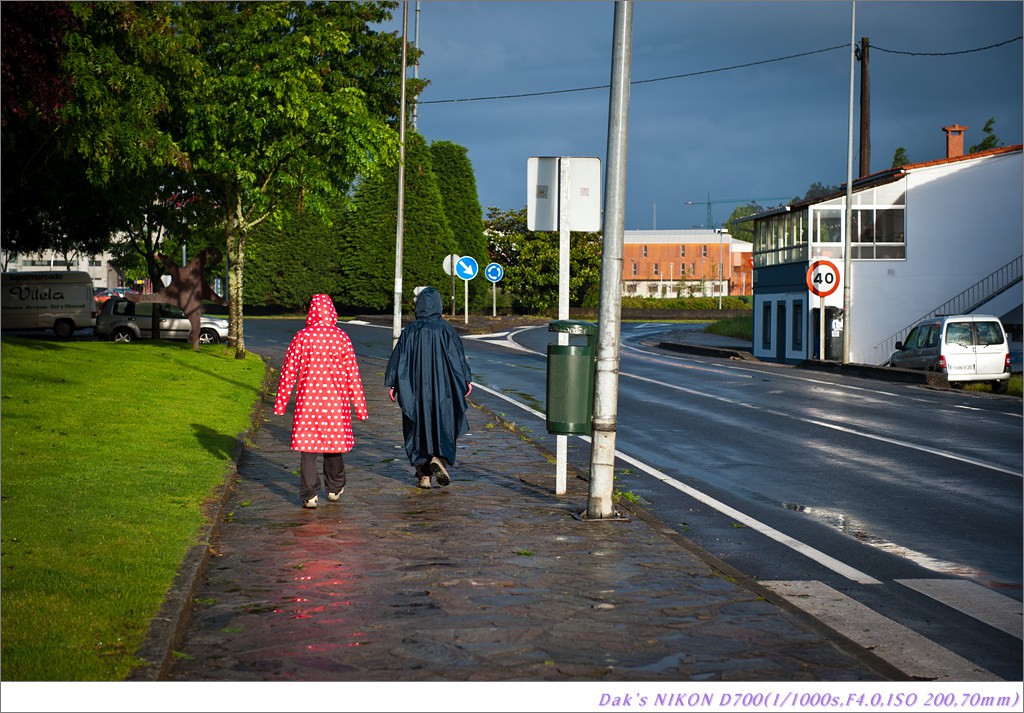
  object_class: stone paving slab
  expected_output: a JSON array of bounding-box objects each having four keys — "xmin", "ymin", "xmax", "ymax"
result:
[{"xmin": 156, "ymin": 353, "xmax": 899, "ymax": 683}]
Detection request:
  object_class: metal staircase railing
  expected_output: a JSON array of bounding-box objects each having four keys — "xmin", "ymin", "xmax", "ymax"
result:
[{"xmin": 873, "ymin": 255, "xmax": 1022, "ymax": 363}]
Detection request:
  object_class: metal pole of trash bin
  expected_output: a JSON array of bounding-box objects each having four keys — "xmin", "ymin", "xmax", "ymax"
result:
[{"xmin": 555, "ymin": 156, "xmax": 572, "ymax": 494}]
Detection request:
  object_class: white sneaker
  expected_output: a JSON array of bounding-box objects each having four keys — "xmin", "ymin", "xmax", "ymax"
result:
[
  {"xmin": 429, "ymin": 457, "xmax": 450, "ymax": 486},
  {"xmin": 303, "ymin": 495, "xmax": 318, "ymax": 509},
  {"xmin": 327, "ymin": 487, "xmax": 345, "ymax": 501}
]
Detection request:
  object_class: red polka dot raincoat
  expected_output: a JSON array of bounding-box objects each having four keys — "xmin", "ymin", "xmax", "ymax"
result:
[{"xmin": 273, "ymin": 294, "xmax": 368, "ymax": 453}]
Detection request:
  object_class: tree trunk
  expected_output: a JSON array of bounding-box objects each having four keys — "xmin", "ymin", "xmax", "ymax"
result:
[{"xmin": 226, "ymin": 222, "xmax": 247, "ymax": 359}]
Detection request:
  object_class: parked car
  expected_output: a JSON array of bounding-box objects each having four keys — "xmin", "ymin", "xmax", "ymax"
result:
[
  {"xmin": 95, "ymin": 298, "xmax": 228, "ymax": 345},
  {"xmin": 93, "ymin": 286, "xmax": 140, "ymax": 307},
  {"xmin": 889, "ymin": 314, "xmax": 1011, "ymax": 392}
]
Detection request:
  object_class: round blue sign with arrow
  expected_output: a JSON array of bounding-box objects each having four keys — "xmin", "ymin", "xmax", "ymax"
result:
[
  {"xmin": 484, "ymin": 262, "xmax": 504, "ymax": 283},
  {"xmin": 455, "ymin": 256, "xmax": 479, "ymax": 281}
]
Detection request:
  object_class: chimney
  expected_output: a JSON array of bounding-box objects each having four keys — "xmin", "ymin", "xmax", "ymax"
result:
[{"xmin": 943, "ymin": 123, "xmax": 968, "ymax": 159}]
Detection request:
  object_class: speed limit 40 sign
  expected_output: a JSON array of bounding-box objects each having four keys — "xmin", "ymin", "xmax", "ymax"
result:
[{"xmin": 806, "ymin": 259, "xmax": 841, "ymax": 298}]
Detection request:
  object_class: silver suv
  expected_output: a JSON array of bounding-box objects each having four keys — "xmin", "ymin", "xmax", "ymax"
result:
[
  {"xmin": 889, "ymin": 314, "xmax": 1011, "ymax": 392},
  {"xmin": 95, "ymin": 299, "xmax": 228, "ymax": 345}
]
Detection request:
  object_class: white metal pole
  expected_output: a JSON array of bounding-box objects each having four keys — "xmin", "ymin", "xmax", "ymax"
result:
[
  {"xmin": 842, "ymin": 0, "xmax": 856, "ymax": 364},
  {"xmin": 718, "ymin": 230, "xmax": 723, "ymax": 309},
  {"xmin": 555, "ymin": 156, "xmax": 571, "ymax": 495},
  {"xmin": 589, "ymin": 1, "xmax": 632, "ymax": 519},
  {"xmin": 463, "ymin": 277, "xmax": 469, "ymax": 324},
  {"xmin": 391, "ymin": 2, "xmax": 409, "ymax": 350}
]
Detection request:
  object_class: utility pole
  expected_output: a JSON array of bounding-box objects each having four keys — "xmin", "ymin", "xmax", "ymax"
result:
[
  {"xmin": 858, "ymin": 36, "xmax": 870, "ymax": 178},
  {"xmin": 589, "ymin": 0, "xmax": 632, "ymax": 520}
]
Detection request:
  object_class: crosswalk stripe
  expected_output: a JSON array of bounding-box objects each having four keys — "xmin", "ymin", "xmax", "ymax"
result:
[
  {"xmin": 896, "ymin": 578, "xmax": 1023, "ymax": 640},
  {"xmin": 761, "ymin": 580, "xmax": 1003, "ymax": 681}
]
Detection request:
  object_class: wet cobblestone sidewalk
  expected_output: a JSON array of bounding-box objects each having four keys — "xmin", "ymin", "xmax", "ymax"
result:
[{"xmin": 157, "ymin": 352, "xmax": 895, "ymax": 684}]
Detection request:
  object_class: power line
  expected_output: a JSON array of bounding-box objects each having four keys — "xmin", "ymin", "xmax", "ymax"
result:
[
  {"xmin": 871, "ymin": 36, "xmax": 1021, "ymax": 57},
  {"xmin": 418, "ymin": 36, "xmax": 1022, "ymax": 106}
]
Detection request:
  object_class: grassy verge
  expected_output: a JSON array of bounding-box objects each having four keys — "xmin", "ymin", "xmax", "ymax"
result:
[{"xmin": 0, "ymin": 337, "xmax": 266, "ymax": 680}]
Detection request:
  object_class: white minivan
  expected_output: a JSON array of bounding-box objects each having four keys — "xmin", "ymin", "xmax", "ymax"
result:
[
  {"xmin": 889, "ymin": 314, "xmax": 1011, "ymax": 392},
  {"xmin": 1, "ymin": 271, "xmax": 97, "ymax": 338}
]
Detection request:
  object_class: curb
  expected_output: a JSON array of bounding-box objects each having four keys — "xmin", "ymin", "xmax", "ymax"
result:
[{"xmin": 127, "ymin": 356, "xmax": 275, "ymax": 681}]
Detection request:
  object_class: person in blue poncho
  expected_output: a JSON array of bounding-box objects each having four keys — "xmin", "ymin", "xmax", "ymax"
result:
[{"xmin": 385, "ymin": 286, "xmax": 473, "ymax": 489}]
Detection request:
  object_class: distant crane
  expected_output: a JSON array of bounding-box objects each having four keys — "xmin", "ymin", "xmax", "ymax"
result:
[{"xmin": 683, "ymin": 194, "xmax": 791, "ymax": 230}]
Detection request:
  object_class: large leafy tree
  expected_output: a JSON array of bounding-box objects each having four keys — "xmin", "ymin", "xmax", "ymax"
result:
[
  {"xmin": 0, "ymin": 2, "xmax": 129, "ymax": 265},
  {"xmin": 170, "ymin": 1, "xmax": 404, "ymax": 357},
  {"xmin": 484, "ymin": 206, "xmax": 602, "ymax": 314},
  {"xmin": 339, "ymin": 131, "xmax": 455, "ymax": 312},
  {"xmin": 429, "ymin": 140, "xmax": 489, "ymax": 310}
]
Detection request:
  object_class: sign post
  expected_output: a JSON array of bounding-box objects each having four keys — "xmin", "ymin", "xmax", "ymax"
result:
[
  {"xmin": 442, "ymin": 254, "xmax": 460, "ymax": 317},
  {"xmin": 527, "ymin": 155, "xmax": 602, "ymax": 495},
  {"xmin": 807, "ymin": 259, "xmax": 841, "ymax": 361},
  {"xmin": 454, "ymin": 255, "xmax": 479, "ymax": 324},
  {"xmin": 484, "ymin": 262, "xmax": 504, "ymax": 317}
]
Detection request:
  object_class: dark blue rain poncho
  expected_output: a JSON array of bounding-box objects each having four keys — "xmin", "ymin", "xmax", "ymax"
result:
[{"xmin": 384, "ymin": 287, "xmax": 473, "ymax": 469}]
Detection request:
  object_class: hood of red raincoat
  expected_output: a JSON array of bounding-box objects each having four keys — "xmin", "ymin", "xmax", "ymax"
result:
[{"xmin": 306, "ymin": 294, "xmax": 338, "ymax": 327}]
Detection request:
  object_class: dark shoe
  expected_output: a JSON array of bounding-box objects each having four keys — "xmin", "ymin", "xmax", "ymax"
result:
[
  {"xmin": 417, "ymin": 475, "xmax": 432, "ymax": 489},
  {"xmin": 429, "ymin": 456, "xmax": 450, "ymax": 486}
]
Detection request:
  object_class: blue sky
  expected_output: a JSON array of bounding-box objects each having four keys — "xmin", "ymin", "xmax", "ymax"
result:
[{"xmin": 376, "ymin": 1, "xmax": 1023, "ymax": 231}]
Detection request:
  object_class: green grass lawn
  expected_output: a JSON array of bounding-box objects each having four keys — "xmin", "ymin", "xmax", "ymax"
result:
[{"xmin": 1, "ymin": 337, "xmax": 266, "ymax": 680}]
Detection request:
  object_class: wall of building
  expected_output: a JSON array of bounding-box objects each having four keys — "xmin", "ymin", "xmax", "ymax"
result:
[
  {"xmin": 849, "ymin": 151, "xmax": 1022, "ymax": 364},
  {"xmin": 622, "ymin": 230, "xmax": 752, "ymax": 298}
]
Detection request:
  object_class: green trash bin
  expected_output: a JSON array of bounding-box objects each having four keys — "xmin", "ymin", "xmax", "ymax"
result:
[{"xmin": 546, "ymin": 320, "xmax": 598, "ymax": 435}]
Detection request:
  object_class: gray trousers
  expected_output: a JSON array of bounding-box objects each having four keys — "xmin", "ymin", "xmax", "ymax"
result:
[{"xmin": 299, "ymin": 452, "xmax": 346, "ymax": 501}]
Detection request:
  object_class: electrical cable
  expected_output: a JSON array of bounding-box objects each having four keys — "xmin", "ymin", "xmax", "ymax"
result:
[{"xmin": 418, "ymin": 36, "xmax": 1023, "ymax": 106}]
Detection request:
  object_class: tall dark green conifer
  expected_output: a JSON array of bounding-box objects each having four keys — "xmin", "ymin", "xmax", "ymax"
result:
[
  {"xmin": 429, "ymin": 140, "xmax": 489, "ymax": 309},
  {"xmin": 339, "ymin": 132, "xmax": 455, "ymax": 311}
]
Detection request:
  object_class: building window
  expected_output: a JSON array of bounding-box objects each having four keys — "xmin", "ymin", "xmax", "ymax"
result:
[
  {"xmin": 689, "ymin": 262, "xmax": 695, "ymax": 276},
  {"xmin": 852, "ymin": 206, "xmax": 905, "ymax": 259},
  {"xmin": 631, "ymin": 261, "xmax": 637, "ymax": 276},
  {"xmin": 792, "ymin": 300, "xmax": 803, "ymax": 352},
  {"xmin": 653, "ymin": 263, "xmax": 659, "ymax": 276},
  {"xmin": 680, "ymin": 245, "xmax": 686, "ymax": 257},
  {"xmin": 642, "ymin": 245, "xmax": 648, "ymax": 257},
  {"xmin": 762, "ymin": 302, "xmax": 772, "ymax": 349},
  {"xmin": 701, "ymin": 245, "xmax": 707, "ymax": 258}
]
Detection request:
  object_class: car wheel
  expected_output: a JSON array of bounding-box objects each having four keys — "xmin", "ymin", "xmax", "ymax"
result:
[
  {"xmin": 198, "ymin": 328, "xmax": 220, "ymax": 345},
  {"xmin": 53, "ymin": 320, "xmax": 74, "ymax": 338},
  {"xmin": 992, "ymin": 379, "xmax": 1008, "ymax": 394},
  {"xmin": 111, "ymin": 327, "xmax": 135, "ymax": 343}
]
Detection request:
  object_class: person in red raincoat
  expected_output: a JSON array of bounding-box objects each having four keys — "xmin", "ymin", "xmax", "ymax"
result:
[
  {"xmin": 384, "ymin": 286, "xmax": 472, "ymax": 489},
  {"xmin": 273, "ymin": 294, "xmax": 368, "ymax": 508}
]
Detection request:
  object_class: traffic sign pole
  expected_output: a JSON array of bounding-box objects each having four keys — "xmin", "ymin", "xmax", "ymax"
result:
[
  {"xmin": 453, "ymin": 256, "xmax": 479, "ymax": 325},
  {"xmin": 484, "ymin": 263, "xmax": 504, "ymax": 318},
  {"xmin": 807, "ymin": 259, "xmax": 840, "ymax": 361}
]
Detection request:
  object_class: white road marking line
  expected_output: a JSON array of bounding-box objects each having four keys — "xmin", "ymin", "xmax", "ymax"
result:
[
  {"xmin": 761, "ymin": 580, "xmax": 1003, "ymax": 682},
  {"xmin": 896, "ymin": 579, "xmax": 1024, "ymax": 639},
  {"xmin": 472, "ymin": 381, "xmax": 880, "ymax": 584},
  {"xmin": 620, "ymin": 369, "xmax": 1021, "ymax": 478}
]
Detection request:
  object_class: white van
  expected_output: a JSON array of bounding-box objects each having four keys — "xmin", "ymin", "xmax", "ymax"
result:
[
  {"xmin": 1, "ymin": 271, "xmax": 97, "ymax": 338},
  {"xmin": 889, "ymin": 314, "xmax": 1011, "ymax": 392}
]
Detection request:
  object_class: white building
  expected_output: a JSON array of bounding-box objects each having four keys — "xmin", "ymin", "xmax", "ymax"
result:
[
  {"xmin": 749, "ymin": 125, "xmax": 1022, "ymax": 365},
  {"xmin": 3, "ymin": 250, "xmax": 121, "ymax": 289}
]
